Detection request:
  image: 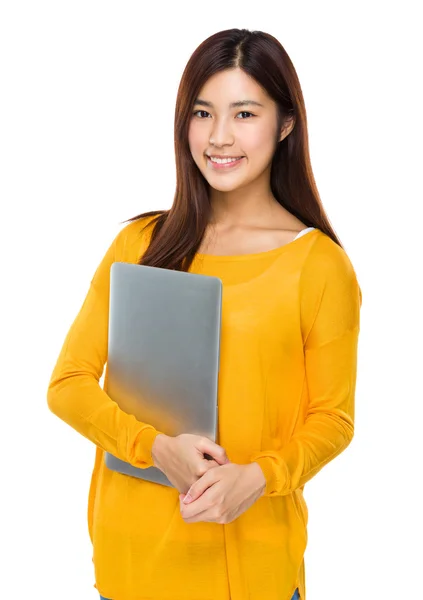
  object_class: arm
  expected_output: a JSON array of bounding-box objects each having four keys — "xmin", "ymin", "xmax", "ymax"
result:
[
  {"xmin": 47, "ymin": 225, "xmax": 164, "ymax": 468},
  {"xmin": 249, "ymin": 237, "xmax": 362, "ymax": 496}
]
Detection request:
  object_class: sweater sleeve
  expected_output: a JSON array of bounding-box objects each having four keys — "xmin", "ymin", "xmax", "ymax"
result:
[
  {"xmin": 249, "ymin": 236, "xmax": 362, "ymax": 496},
  {"xmin": 47, "ymin": 224, "xmax": 164, "ymax": 468}
]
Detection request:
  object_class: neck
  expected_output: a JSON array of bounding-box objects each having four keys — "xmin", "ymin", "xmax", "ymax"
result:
[{"xmin": 208, "ymin": 172, "xmax": 279, "ymax": 227}]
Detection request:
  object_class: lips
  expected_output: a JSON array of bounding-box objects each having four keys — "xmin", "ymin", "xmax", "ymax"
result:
[
  {"xmin": 206, "ymin": 156, "xmax": 245, "ymax": 170},
  {"xmin": 207, "ymin": 155, "xmax": 244, "ymax": 160}
]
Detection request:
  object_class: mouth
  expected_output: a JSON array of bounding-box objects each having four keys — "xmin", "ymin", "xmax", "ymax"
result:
[{"xmin": 206, "ymin": 155, "xmax": 245, "ymax": 170}]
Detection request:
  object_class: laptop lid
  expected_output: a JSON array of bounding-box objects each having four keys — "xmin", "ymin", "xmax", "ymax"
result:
[{"xmin": 104, "ymin": 261, "xmax": 222, "ymax": 487}]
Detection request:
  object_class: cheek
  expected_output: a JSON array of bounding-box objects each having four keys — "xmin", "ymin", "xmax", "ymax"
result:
[
  {"xmin": 244, "ymin": 128, "xmax": 275, "ymax": 156},
  {"xmin": 188, "ymin": 125, "xmax": 205, "ymax": 156}
]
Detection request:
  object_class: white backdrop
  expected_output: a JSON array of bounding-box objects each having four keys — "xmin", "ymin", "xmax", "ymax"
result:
[{"xmin": 1, "ymin": 1, "xmax": 422, "ymax": 599}]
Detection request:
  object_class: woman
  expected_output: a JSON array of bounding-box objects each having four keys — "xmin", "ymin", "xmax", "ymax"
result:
[{"xmin": 47, "ymin": 28, "xmax": 362, "ymax": 600}]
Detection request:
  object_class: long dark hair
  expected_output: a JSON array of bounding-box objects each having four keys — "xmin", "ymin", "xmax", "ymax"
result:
[{"xmin": 122, "ymin": 28, "xmax": 344, "ymax": 271}]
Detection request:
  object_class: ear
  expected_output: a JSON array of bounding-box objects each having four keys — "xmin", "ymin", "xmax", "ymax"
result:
[{"xmin": 279, "ymin": 116, "xmax": 295, "ymax": 142}]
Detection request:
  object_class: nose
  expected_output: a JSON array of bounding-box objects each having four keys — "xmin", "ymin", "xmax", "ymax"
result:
[{"xmin": 209, "ymin": 117, "xmax": 235, "ymax": 148}]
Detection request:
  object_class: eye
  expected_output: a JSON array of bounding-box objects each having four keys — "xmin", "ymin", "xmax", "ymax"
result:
[
  {"xmin": 192, "ymin": 110, "xmax": 211, "ymax": 118},
  {"xmin": 236, "ymin": 111, "xmax": 254, "ymax": 119},
  {"xmin": 192, "ymin": 110, "xmax": 255, "ymax": 119}
]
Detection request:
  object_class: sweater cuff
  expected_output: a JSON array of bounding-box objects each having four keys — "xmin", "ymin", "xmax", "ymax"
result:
[
  {"xmin": 250, "ymin": 456, "xmax": 279, "ymax": 496},
  {"xmin": 132, "ymin": 426, "xmax": 164, "ymax": 469}
]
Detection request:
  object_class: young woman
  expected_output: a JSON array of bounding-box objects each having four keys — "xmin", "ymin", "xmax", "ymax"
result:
[{"xmin": 47, "ymin": 28, "xmax": 362, "ymax": 600}]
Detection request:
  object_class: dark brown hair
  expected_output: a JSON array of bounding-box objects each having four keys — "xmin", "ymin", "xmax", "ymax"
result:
[{"xmin": 122, "ymin": 28, "xmax": 344, "ymax": 271}]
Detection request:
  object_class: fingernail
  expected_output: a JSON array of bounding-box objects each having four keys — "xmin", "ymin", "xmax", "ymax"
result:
[{"xmin": 183, "ymin": 493, "xmax": 193, "ymax": 503}]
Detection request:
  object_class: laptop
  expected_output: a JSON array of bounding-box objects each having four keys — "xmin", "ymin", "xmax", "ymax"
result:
[{"xmin": 104, "ymin": 261, "xmax": 223, "ymax": 487}]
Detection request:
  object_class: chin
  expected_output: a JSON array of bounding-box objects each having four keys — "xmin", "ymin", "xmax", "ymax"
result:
[{"xmin": 208, "ymin": 182, "xmax": 245, "ymax": 193}]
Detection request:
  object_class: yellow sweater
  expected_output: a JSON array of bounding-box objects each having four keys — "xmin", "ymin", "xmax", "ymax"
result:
[{"xmin": 47, "ymin": 215, "xmax": 362, "ymax": 600}]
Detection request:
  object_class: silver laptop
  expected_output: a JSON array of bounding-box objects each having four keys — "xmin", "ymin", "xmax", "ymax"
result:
[{"xmin": 104, "ymin": 261, "xmax": 223, "ymax": 487}]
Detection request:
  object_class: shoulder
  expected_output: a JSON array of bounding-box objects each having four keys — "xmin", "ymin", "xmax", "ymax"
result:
[
  {"xmin": 305, "ymin": 230, "xmax": 358, "ymax": 282},
  {"xmin": 300, "ymin": 231, "xmax": 362, "ymax": 346},
  {"xmin": 302, "ymin": 230, "xmax": 362, "ymax": 305}
]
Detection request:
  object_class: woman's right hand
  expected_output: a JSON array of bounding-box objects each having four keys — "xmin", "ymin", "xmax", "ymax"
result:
[{"xmin": 151, "ymin": 433, "xmax": 230, "ymax": 494}]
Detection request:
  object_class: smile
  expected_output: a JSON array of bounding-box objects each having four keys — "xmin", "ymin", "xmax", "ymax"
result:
[{"xmin": 207, "ymin": 156, "xmax": 245, "ymax": 170}]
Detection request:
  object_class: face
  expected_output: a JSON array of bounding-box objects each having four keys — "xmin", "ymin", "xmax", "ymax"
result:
[{"xmin": 188, "ymin": 68, "xmax": 291, "ymax": 194}]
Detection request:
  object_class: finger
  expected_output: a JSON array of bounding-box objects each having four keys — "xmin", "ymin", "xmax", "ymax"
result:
[
  {"xmin": 180, "ymin": 490, "xmax": 213, "ymax": 520},
  {"xmin": 183, "ymin": 470, "xmax": 215, "ymax": 504},
  {"xmin": 203, "ymin": 458, "xmax": 220, "ymax": 469},
  {"xmin": 199, "ymin": 438, "xmax": 229, "ymax": 465},
  {"xmin": 181, "ymin": 508, "xmax": 211, "ymax": 524},
  {"xmin": 179, "ymin": 489, "xmax": 221, "ymax": 524}
]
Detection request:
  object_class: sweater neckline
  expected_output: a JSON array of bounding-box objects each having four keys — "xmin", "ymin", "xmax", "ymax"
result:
[{"xmin": 194, "ymin": 227, "xmax": 319, "ymax": 262}]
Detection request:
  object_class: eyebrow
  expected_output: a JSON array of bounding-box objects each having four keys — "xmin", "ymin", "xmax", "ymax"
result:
[{"xmin": 193, "ymin": 98, "xmax": 265, "ymax": 109}]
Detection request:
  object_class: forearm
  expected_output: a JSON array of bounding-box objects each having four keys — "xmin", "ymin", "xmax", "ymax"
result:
[
  {"xmin": 251, "ymin": 410, "xmax": 353, "ymax": 496},
  {"xmin": 47, "ymin": 258, "xmax": 164, "ymax": 468},
  {"xmin": 47, "ymin": 370, "xmax": 164, "ymax": 468},
  {"xmin": 250, "ymin": 326, "xmax": 359, "ymax": 497}
]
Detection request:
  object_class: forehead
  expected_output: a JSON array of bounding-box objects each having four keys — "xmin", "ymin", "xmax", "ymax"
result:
[{"xmin": 196, "ymin": 68, "xmax": 268, "ymax": 105}]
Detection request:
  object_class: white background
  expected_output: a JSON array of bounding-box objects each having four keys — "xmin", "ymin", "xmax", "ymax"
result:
[{"xmin": 1, "ymin": 1, "xmax": 422, "ymax": 599}]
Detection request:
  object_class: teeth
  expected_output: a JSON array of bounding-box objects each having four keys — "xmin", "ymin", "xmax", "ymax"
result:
[{"xmin": 209, "ymin": 156, "xmax": 242, "ymax": 164}]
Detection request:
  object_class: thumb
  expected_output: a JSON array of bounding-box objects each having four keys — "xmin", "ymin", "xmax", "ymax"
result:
[{"xmin": 201, "ymin": 438, "xmax": 229, "ymax": 465}]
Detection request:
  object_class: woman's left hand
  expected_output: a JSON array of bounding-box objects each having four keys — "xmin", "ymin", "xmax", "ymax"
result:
[{"xmin": 178, "ymin": 462, "xmax": 266, "ymax": 524}]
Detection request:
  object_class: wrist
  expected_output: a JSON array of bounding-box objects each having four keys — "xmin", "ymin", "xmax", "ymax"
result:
[
  {"xmin": 248, "ymin": 462, "xmax": 266, "ymax": 497},
  {"xmin": 151, "ymin": 433, "xmax": 171, "ymax": 468}
]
